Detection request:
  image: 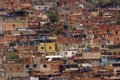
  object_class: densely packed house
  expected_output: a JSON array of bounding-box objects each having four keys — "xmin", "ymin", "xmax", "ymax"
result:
[{"xmin": 0, "ymin": 0, "xmax": 120, "ymax": 80}]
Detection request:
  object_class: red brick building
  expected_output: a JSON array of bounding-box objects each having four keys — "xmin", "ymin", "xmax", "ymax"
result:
[{"xmin": 0, "ymin": 0, "xmax": 19, "ymax": 10}]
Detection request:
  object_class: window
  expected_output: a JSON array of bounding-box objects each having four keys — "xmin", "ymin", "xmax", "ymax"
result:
[
  {"xmin": 33, "ymin": 64, "xmax": 37, "ymax": 68},
  {"xmin": 31, "ymin": 12, "xmax": 33, "ymax": 15},
  {"xmin": 34, "ymin": 1, "xmax": 37, "ymax": 5},
  {"xmin": 114, "ymin": 52, "xmax": 116, "ymax": 55},
  {"xmin": 113, "ymin": 64, "xmax": 120, "ymax": 67},
  {"xmin": 116, "ymin": 31, "xmax": 118, "ymax": 34},
  {"xmin": 102, "ymin": 56, "xmax": 106, "ymax": 59},
  {"xmin": 64, "ymin": 2, "xmax": 67, "ymax": 4},
  {"xmin": 10, "ymin": 68, "xmax": 12, "ymax": 70},
  {"xmin": 11, "ymin": 2, "xmax": 13, "ymax": 5},
  {"xmin": 88, "ymin": 36, "xmax": 90, "ymax": 38},
  {"xmin": 30, "ymin": 41, "xmax": 34, "ymax": 45},
  {"xmin": 41, "ymin": 47, "xmax": 44, "ymax": 49},
  {"xmin": 8, "ymin": 31, "xmax": 11, "ymax": 35},
  {"xmin": 17, "ymin": 67, "xmax": 20, "ymax": 70},
  {"xmin": 26, "ymin": 64, "xmax": 29, "ymax": 68},
  {"xmin": 49, "ymin": 47, "xmax": 52, "ymax": 49},
  {"xmin": 24, "ymin": 42, "xmax": 28, "ymax": 46},
  {"xmin": 61, "ymin": 15, "xmax": 64, "ymax": 17},
  {"xmin": 23, "ymin": 0, "xmax": 26, "ymax": 2},
  {"xmin": 43, "ymin": 64, "xmax": 47, "ymax": 68},
  {"xmin": 12, "ymin": 24, "xmax": 15, "ymax": 27}
]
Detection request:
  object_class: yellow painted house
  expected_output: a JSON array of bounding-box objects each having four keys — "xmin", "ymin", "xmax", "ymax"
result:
[{"xmin": 38, "ymin": 43, "xmax": 57, "ymax": 55}]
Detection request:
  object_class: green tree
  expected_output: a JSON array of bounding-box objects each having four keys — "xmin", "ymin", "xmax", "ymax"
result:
[
  {"xmin": 111, "ymin": 0, "xmax": 120, "ymax": 4},
  {"xmin": 91, "ymin": 0, "xmax": 120, "ymax": 7},
  {"xmin": 46, "ymin": 11, "xmax": 58, "ymax": 23},
  {"xmin": 117, "ymin": 13, "xmax": 120, "ymax": 25},
  {"xmin": 53, "ymin": 27, "xmax": 64, "ymax": 35},
  {"xmin": 6, "ymin": 53, "xmax": 21, "ymax": 62},
  {"xmin": 86, "ymin": 0, "xmax": 94, "ymax": 3}
]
